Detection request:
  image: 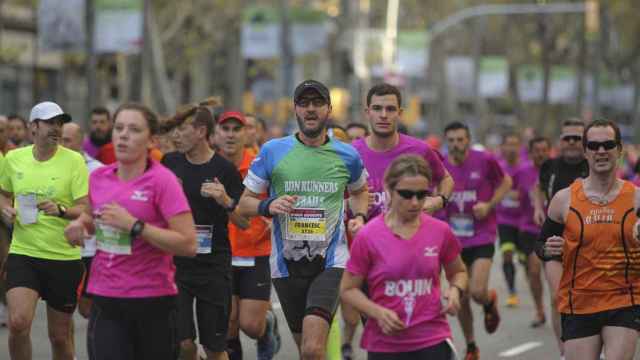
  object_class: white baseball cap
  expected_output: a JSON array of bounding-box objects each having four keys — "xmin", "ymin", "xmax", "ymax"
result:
[{"xmin": 29, "ymin": 101, "xmax": 72, "ymax": 123}]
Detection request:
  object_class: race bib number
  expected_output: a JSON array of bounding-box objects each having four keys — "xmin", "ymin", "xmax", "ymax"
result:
[
  {"xmin": 285, "ymin": 208, "xmax": 326, "ymax": 242},
  {"xmin": 500, "ymin": 191, "xmax": 520, "ymax": 208},
  {"xmin": 232, "ymin": 256, "xmax": 256, "ymax": 267},
  {"xmin": 196, "ymin": 225, "xmax": 213, "ymax": 254},
  {"xmin": 450, "ymin": 214, "xmax": 475, "ymax": 238},
  {"xmin": 96, "ymin": 221, "xmax": 132, "ymax": 255},
  {"xmin": 17, "ymin": 193, "xmax": 38, "ymax": 225}
]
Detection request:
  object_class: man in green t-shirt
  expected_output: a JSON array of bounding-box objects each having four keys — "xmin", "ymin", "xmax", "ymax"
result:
[{"xmin": 0, "ymin": 102, "xmax": 89, "ymax": 360}]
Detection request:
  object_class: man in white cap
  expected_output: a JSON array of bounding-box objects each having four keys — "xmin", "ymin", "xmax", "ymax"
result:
[{"xmin": 0, "ymin": 102, "xmax": 89, "ymax": 360}]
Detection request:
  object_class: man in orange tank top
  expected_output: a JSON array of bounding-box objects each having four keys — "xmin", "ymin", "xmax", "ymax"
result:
[
  {"xmin": 541, "ymin": 119, "xmax": 640, "ymax": 360},
  {"xmin": 217, "ymin": 111, "xmax": 281, "ymax": 360}
]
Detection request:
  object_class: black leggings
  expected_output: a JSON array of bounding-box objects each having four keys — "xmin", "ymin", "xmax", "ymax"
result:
[
  {"xmin": 368, "ymin": 340, "xmax": 454, "ymax": 360},
  {"xmin": 87, "ymin": 296, "xmax": 178, "ymax": 360}
]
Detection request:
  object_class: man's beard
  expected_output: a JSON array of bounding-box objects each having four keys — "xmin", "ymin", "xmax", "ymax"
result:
[
  {"xmin": 296, "ymin": 114, "xmax": 327, "ymax": 139},
  {"xmin": 90, "ymin": 131, "xmax": 111, "ymax": 147}
]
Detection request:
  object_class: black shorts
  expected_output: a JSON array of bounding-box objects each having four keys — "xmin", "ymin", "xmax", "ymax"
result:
[
  {"xmin": 6, "ymin": 253, "xmax": 84, "ymax": 313},
  {"xmin": 367, "ymin": 340, "xmax": 454, "ymax": 360},
  {"xmin": 516, "ymin": 231, "xmax": 537, "ymax": 257},
  {"xmin": 88, "ymin": 296, "xmax": 178, "ymax": 360},
  {"xmin": 79, "ymin": 256, "xmax": 93, "ymax": 298},
  {"xmin": 176, "ymin": 273, "xmax": 231, "ymax": 352},
  {"xmin": 460, "ymin": 243, "xmax": 495, "ymax": 269},
  {"xmin": 498, "ymin": 224, "xmax": 519, "ymax": 252},
  {"xmin": 272, "ymin": 257, "xmax": 343, "ymax": 334},
  {"xmin": 232, "ymin": 256, "xmax": 271, "ymax": 301},
  {"xmin": 561, "ymin": 306, "xmax": 640, "ymax": 341}
]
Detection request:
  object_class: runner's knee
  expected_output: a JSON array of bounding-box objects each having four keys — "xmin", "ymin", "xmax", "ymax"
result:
[
  {"xmin": 180, "ymin": 338, "xmax": 197, "ymax": 352},
  {"xmin": 240, "ymin": 316, "xmax": 265, "ymax": 339},
  {"xmin": 301, "ymin": 338, "xmax": 325, "ymax": 360},
  {"xmin": 8, "ymin": 313, "xmax": 32, "ymax": 336}
]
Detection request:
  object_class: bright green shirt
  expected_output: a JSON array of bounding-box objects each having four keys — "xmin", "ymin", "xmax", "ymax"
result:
[{"xmin": 0, "ymin": 145, "xmax": 89, "ymax": 260}]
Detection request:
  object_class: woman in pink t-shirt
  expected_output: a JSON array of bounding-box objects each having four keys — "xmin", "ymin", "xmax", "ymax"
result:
[
  {"xmin": 341, "ymin": 154, "xmax": 468, "ymax": 360},
  {"xmin": 65, "ymin": 103, "xmax": 197, "ymax": 360}
]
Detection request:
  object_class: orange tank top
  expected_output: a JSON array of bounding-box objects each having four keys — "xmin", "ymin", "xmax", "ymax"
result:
[
  {"xmin": 557, "ymin": 180, "xmax": 640, "ymax": 314},
  {"xmin": 228, "ymin": 149, "xmax": 271, "ymax": 257}
]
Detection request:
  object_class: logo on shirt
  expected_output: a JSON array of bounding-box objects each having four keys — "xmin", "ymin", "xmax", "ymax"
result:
[
  {"xmin": 131, "ymin": 190, "xmax": 149, "ymax": 202},
  {"xmin": 16, "ymin": 172, "xmax": 23, "ymax": 180},
  {"xmin": 584, "ymin": 207, "xmax": 617, "ymax": 225},
  {"xmin": 470, "ymin": 171, "xmax": 480, "ymax": 179},
  {"xmin": 424, "ymin": 246, "xmax": 439, "ymax": 257},
  {"xmin": 384, "ymin": 278, "xmax": 433, "ymax": 298}
]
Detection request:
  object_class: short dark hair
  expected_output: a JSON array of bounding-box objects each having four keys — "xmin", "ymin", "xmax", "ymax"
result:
[
  {"xmin": 444, "ymin": 121, "xmax": 470, "ymax": 138},
  {"xmin": 562, "ymin": 117, "xmax": 584, "ymax": 128},
  {"xmin": 502, "ymin": 132, "xmax": 520, "ymax": 144},
  {"xmin": 346, "ymin": 122, "xmax": 369, "ymax": 135},
  {"xmin": 529, "ymin": 136, "xmax": 551, "ymax": 150},
  {"xmin": 245, "ymin": 113, "xmax": 267, "ymax": 130},
  {"xmin": 91, "ymin": 106, "xmax": 111, "ymax": 120},
  {"xmin": 583, "ymin": 119, "xmax": 622, "ymax": 150},
  {"xmin": 113, "ymin": 103, "xmax": 159, "ymax": 135},
  {"xmin": 366, "ymin": 83, "xmax": 402, "ymax": 107},
  {"xmin": 7, "ymin": 114, "xmax": 27, "ymax": 127}
]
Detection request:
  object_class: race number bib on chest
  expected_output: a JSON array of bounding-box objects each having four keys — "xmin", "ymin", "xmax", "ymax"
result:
[
  {"xmin": 285, "ymin": 208, "xmax": 326, "ymax": 242},
  {"xmin": 96, "ymin": 221, "xmax": 132, "ymax": 255},
  {"xmin": 450, "ymin": 214, "xmax": 475, "ymax": 237},
  {"xmin": 196, "ymin": 225, "xmax": 214, "ymax": 254}
]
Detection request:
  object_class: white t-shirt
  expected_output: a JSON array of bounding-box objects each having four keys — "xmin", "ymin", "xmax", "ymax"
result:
[{"xmin": 81, "ymin": 153, "xmax": 103, "ymax": 257}]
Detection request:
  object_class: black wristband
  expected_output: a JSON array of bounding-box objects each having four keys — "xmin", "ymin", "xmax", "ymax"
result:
[
  {"xmin": 439, "ymin": 195, "xmax": 449, "ymax": 208},
  {"xmin": 225, "ymin": 198, "xmax": 237, "ymax": 212},
  {"xmin": 353, "ymin": 212, "xmax": 368, "ymax": 223},
  {"xmin": 130, "ymin": 220, "xmax": 145, "ymax": 238},
  {"xmin": 258, "ymin": 197, "xmax": 277, "ymax": 217},
  {"xmin": 57, "ymin": 204, "xmax": 67, "ymax": 218}
]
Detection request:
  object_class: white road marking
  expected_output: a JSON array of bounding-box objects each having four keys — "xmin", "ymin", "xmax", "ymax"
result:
[
  {"xmin": 273, "ymin": 302, "xmax": 282, "ymax": 310},
  {"xmin": 499, "ymin": 342, "xmax": 543, "ymax": 357}
]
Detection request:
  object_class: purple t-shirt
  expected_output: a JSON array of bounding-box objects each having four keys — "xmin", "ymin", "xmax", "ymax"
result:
[
  {"xmin": 443, "ymin": 150, "xmax": 505, "ymax": 248},
  {"xmin": 346, "ymin": 214, "xmax": 461, "ymax": 353},
  {"xmin": 515, "ymin": 163, "xmax": 540, "ymax": 235},
  {"xmin": 496, "ymin": 158, "xmax": 526, "ymax": 227},
  {"xmin": 82, "ymin": 137, "xmax": 100, "ymax": 158},
  {"xmin": 87, "ymin": 161, "xmax": 191, "ymax": 298},
  {"xmin": 352, "ymin": 134, "xmax": 446, "ymax": 219}
]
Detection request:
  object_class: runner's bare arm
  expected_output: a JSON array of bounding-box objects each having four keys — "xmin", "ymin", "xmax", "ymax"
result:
[
  {"xmin": 442, "ymin": 256, "xmax": 468, "ymax": 316},
  {"xmin": 348, "ymin": 184, "xmax": 368, "ymax": 216},
  {"xmin": 0, "ymin": 190, "xmax": 15, "ymax": 225},
  {"xmin": 437, "ymin": 169, "xmax": 454, "ymax": 199},
  {"xmin": 238, "ymin": 189, "xmax": 265, "ymax": 217},
  {"xmin": 547, "ymin": 187, "xmax": 570, "ymax": 224},
  {"xmin": 633, "ymin": 186, "xmax": 640, "ymax": 242},
  {"xmin": 488, "ymin": 174, "xmax": 513, "ymax": 209},
  {"xmin": 532, "ymin": 182, "xmax": 547, "ymax": 226}
]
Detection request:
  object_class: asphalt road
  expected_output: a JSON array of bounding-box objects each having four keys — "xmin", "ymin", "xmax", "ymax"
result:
[{"xmin": 2, "ymin": 258, "xmax": 639, "ymax": 359}]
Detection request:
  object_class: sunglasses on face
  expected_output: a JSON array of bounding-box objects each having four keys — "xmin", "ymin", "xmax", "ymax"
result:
[
  {"xmin": 395, "ymin": 189, "xmax": 431, "ymax": 200},
  {"xmin": 562, "ymin": 135, "xmax": 582, "ymax": 143},
  {"xmin": 296, "ymin": 97, "xmax": 327, "ymax": 108},
  {"xmin": 585, "ymin": 140, "xmax": 618, "ymax": 151}
]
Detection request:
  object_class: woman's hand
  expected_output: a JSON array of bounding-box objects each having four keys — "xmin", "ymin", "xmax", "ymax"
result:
[
  {"xmin": 374, "ymin": 306, "xmax": 406, "ymax": 335},
  {"xmin": 441, "ymin": 286, "xmax": 462, "ymax": 316},
  {"xmin": 99, "ymin": 203, "xmax": 136, "ymax": 232}
]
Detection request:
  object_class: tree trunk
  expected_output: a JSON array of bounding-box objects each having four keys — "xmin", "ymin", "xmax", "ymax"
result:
[
  {"xmin": 508, "ymin": 62, "xmax": 524, "ymax": 124},
  {"xmin": 575, "ymin": 17, "xmax": 586, "ymax": 116},
  {"xmin": 146, "ymin": 4, "xmax": 175, "ymax": 115}
]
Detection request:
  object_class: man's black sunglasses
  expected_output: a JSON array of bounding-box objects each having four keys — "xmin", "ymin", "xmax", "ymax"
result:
[
  {"xmin": 395, "ymin": 189, "xmax": 431, "ymax": 200},
  {"xmin": 585, "ymin": 140, "xmax": 618, "ymax": 151}
]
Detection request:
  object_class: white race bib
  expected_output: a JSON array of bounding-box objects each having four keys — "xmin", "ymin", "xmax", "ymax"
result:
[
  {"xmin": 196, "ymin": 225, "xmax": 214, "ymax": 254},
  {"xmin": 285, "ymin": 208, "xmax": 326, "ymax": 242},
  {"xmin": 17, "ymin": 193, "xmax": 38, "ymax": 225},
  {"xmin": 451, "ymin": 214, "xmax": 475, "ymax": 237},
  {"xmin": 96, "ymin": 221, "xmax": 132, "ymax": 255},
  {"xmin": 232, "ymin": 256, "xmax": 256, "ymax": 267}
]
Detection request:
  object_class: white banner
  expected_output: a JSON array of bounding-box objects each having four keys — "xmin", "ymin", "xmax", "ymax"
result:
[{"xmin": 38, "ymin": 0, "xmax": 86, "ymax": 52}]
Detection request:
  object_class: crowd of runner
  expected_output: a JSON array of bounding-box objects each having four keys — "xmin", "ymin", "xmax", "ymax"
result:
[{"xmin": 1, "ymin": 79, "xmax": 640, "ymax": 360}]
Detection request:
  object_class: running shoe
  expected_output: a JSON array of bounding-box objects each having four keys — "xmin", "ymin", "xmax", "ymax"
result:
[
  {"xmin": 530, "ymin": 313, "xmax": 546, "ymax": 328},
  {"xmin": 464, "ymin": 346, "xmax": 480, "ymax": 360},
  {"xmin": 483, "ymin": 289, "xmax": 501, "ymax": 334},
  {"xmin": 506, "ymin": 294, "xmax": 519, "ymax": 307},
  {"xmin": 257, "ymin": 310, "xmax": 281, "ymax": 360},
  {"xmin": 342, "ymin": 343, "xmax": 353, "ymax": 360}
]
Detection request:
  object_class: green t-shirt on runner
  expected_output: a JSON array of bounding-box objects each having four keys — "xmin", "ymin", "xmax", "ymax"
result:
[{"xmin": 0, "ymin": 145, "xmax": 89, "ymax": 260}]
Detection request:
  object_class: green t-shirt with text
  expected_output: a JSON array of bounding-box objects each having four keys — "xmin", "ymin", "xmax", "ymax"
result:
[{"xmin": 0, "ymin": 146, "xmax": 89, "ymax": 260}]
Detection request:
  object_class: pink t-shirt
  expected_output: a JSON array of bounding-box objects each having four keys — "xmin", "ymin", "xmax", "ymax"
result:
[
  {"xmin": 87, "ymin": 161, "xmax": 191, "ymax": 298},
  {"xmin": 346, "ymin": 214, "xmax": 461, "ymax": 353}
]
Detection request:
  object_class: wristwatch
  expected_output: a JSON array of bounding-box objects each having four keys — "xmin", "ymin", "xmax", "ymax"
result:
[
  {"xmin": 130, "ymin": 220, "xmax": 146, "ymax": 238},
  {"xmin": 439, "ymin": 195, "xmax": 449, "ymax": 208},
  {"xmin": 57, "ymin": 204, "xmax": 67, "ymax": 218},
  {"xmin": 225, "ymin": 198, "xmax": 237, "ymax": 212}
]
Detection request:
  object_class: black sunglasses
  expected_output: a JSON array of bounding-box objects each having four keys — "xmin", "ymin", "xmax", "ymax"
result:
[
  {"xmin": 585, "ymin": 140, "xmax": 618, "ymax": 151},
  {"xmin": 395, "ymin": 189, "xmax": 431, "ymax": 200},
  {"xmin": 562, "ymin": 135, "xmax": 582, "ymax": 143},
  {"xmin": 296, "ymin": 97, "xmax": 327, "ymax": 108}
]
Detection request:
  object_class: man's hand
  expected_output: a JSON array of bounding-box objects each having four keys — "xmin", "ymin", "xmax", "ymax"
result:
[
  {"xmin": 201, "ymin": 178, "xmax": 229, "ymax": 206},
  {"xmin": 544, "ymin": 236, "xmax": 565, "ymax": 257},
  {"xmin": 268, "ymin": 195, "xmax": 298, "ymax": 215},
  {"xmin": 472, "ymin": 202, "xmax": 492, "ymax": 220},
  {"xmin": 534, "ymin": 207, "xmax": 546, "ymax": 227},
  {"xmin": 65, "ymin": 219, "xmax": 90, "ymax": 247},
  {"xmin": 37, "ymin": 200, "xmax": 61, "ymax": 217},
  {"xmin": 347, "ymin": 216, "xmax": 365, "ymax": 236},
  {"xmin": 1, "ymin": 206, "xmax": 16, "ymax": 225}
]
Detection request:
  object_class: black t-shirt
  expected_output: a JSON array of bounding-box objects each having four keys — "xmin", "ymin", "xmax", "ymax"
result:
[
  {"xmin": 539, "ymin": 157, "xmax": 589, "ymax": 201},
  {"xmin": 161, "ymin": 151, "xmax": 243, "ymax": 273}
]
